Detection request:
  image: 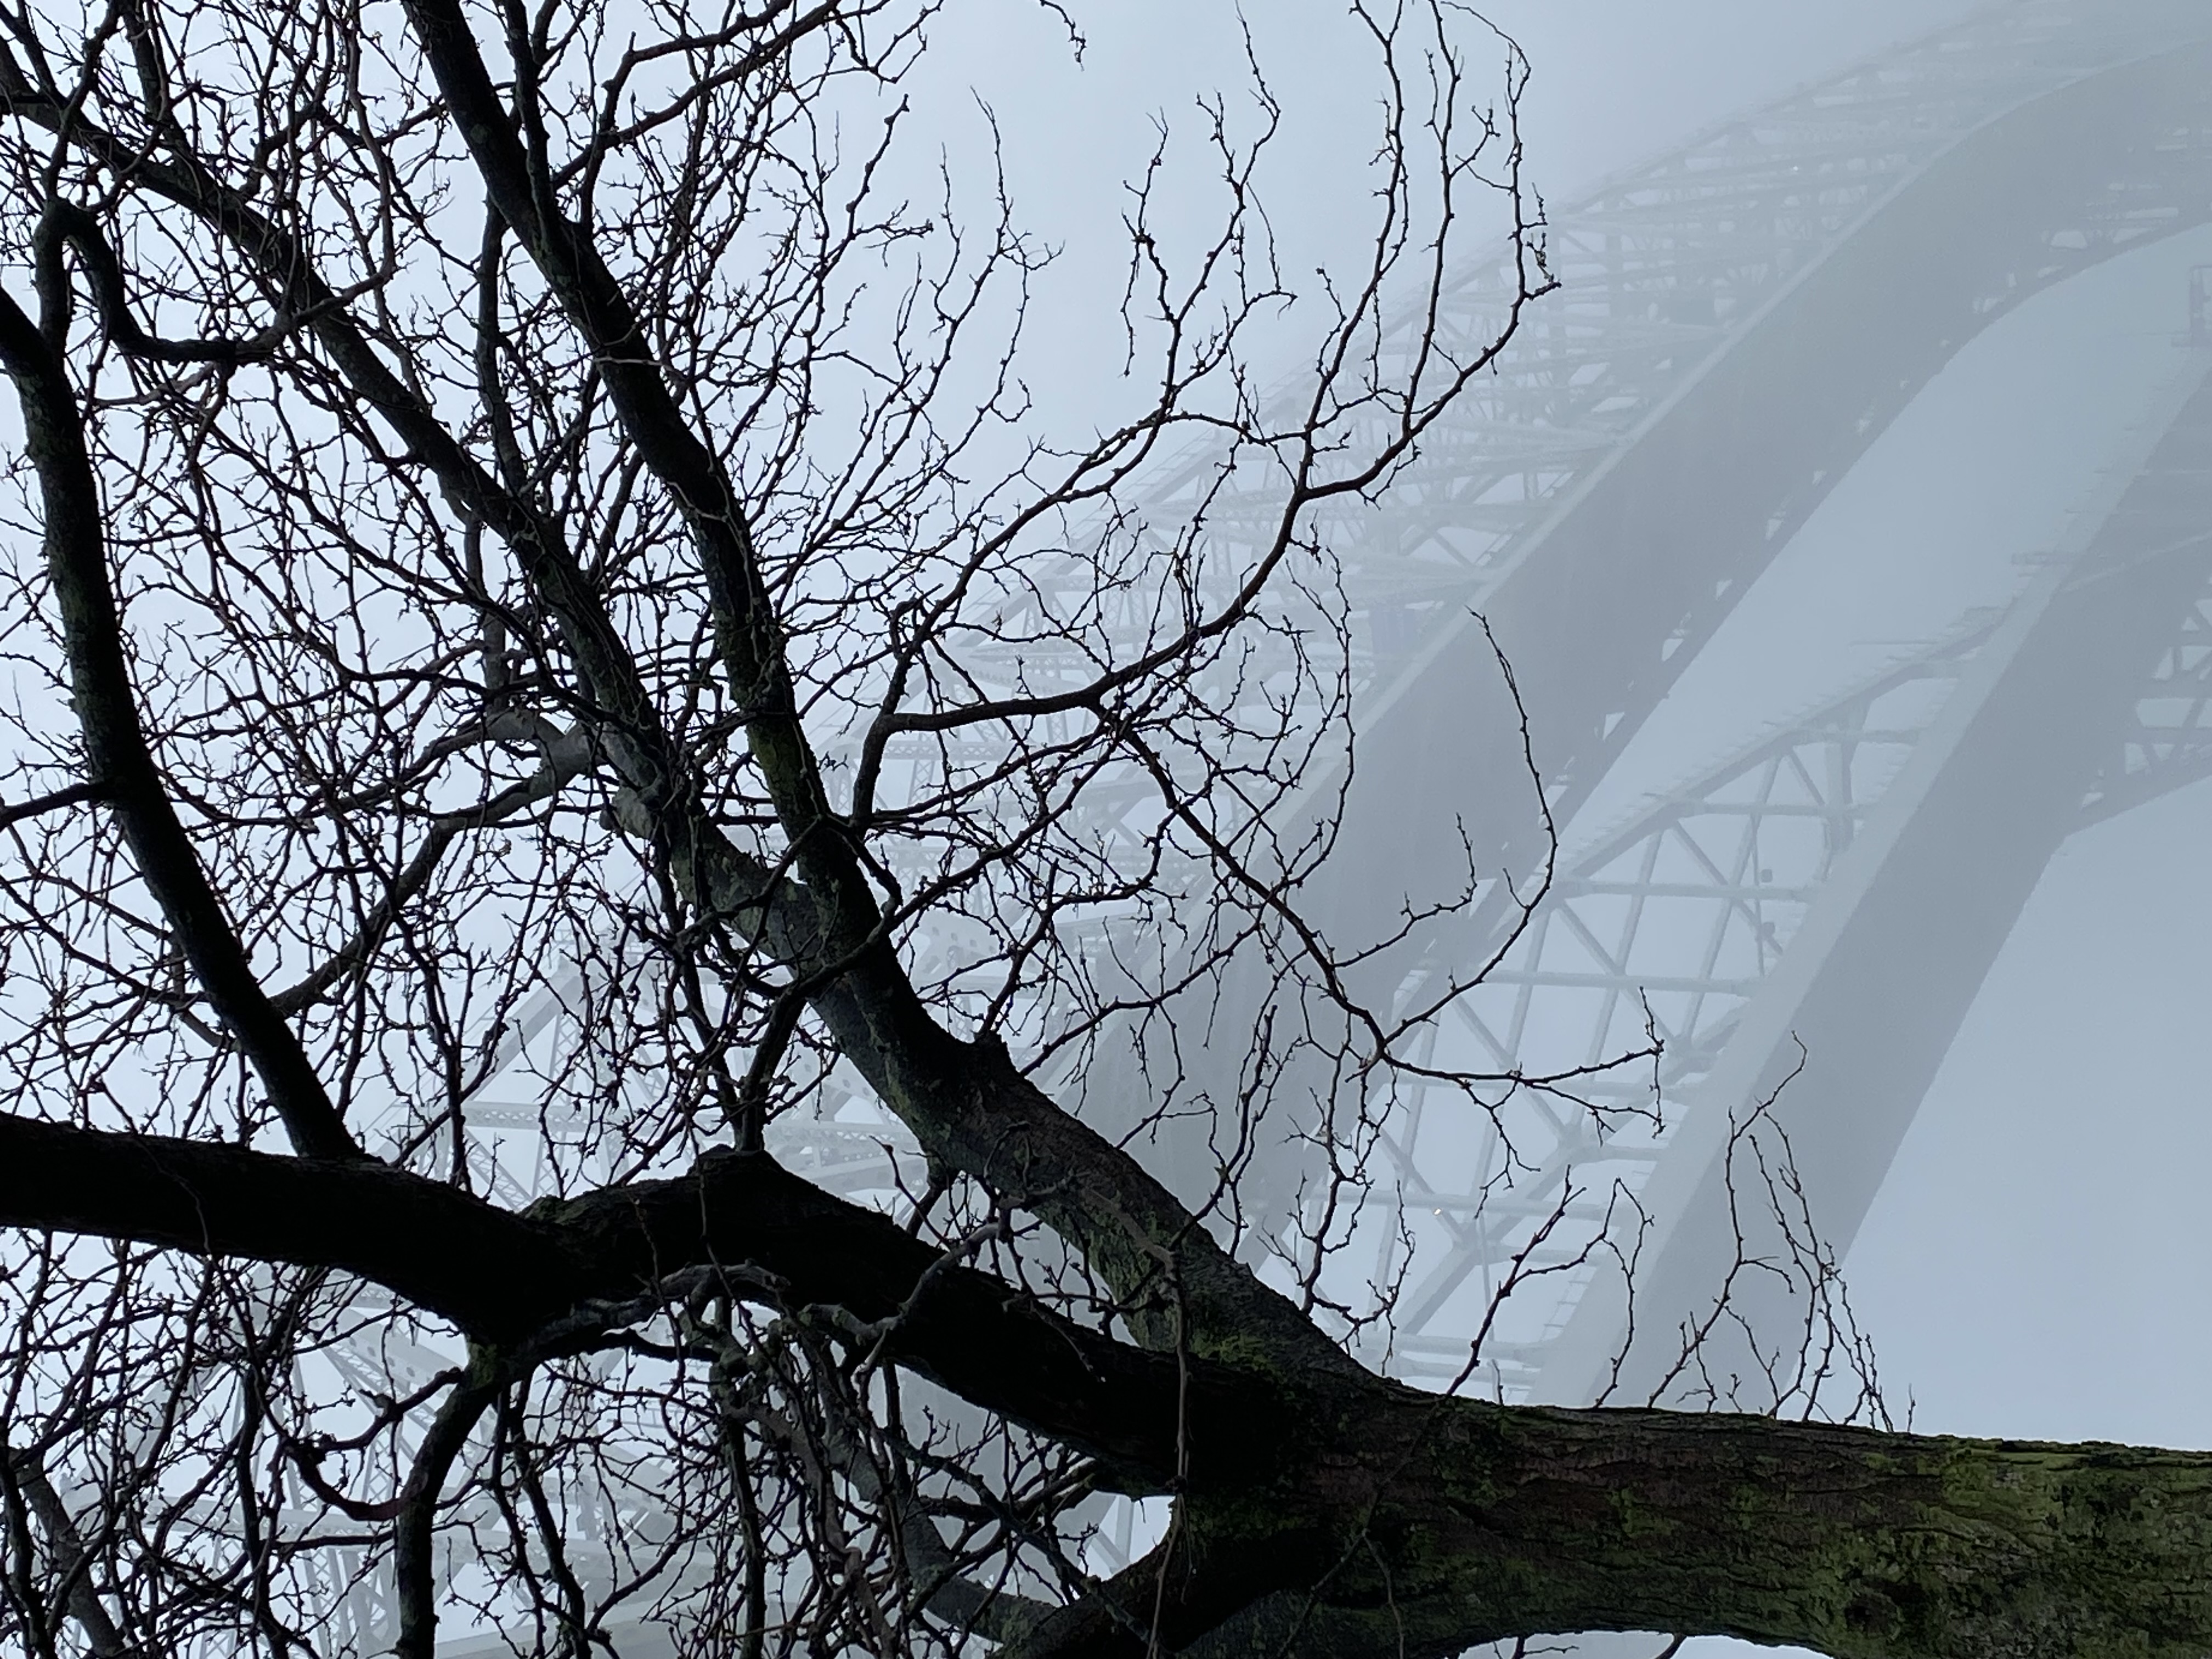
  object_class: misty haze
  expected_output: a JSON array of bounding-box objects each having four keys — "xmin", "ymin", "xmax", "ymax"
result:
[{"xmin": 0, "ymin": 2, "xmax": 2201, "ymax": 1657}]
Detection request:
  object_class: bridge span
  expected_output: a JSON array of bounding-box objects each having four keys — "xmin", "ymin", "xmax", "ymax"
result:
[{"xmin": 1287, "ymin": 0, "xmax": 2212, "ymax": 1406}]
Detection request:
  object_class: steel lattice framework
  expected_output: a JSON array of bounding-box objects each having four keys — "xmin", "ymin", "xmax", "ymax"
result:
[
  {"xmin": 1377, "ymin": 359, "xmax": 2212, "ymax": 1403},
  {"xmin": 1292, "ymin": 0, "xmax": 2212, "ymax": 1405}
]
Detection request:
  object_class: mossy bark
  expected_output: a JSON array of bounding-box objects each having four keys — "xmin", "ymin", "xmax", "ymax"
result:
[{"xmin": 1143, "ymin": 1387, "xmax": 2212, "ymax": 1659}]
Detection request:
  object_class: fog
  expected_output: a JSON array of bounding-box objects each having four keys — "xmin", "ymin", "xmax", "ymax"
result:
[
  {"xmin": 938, "ymin": 0, "xmax": 2212, "ymax": 1466},
  {"xmin": 3, "ymin": 0, "xmax": 2205, "ymax": 1650},
  {"xmin": 1482, "ymin": 6, "xmax": 2212, "ymax": 1451}
]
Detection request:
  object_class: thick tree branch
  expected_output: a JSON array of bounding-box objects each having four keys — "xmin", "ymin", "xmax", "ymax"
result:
[
  {"xmin": 3, "ymin": 1448, "xmax": 125, "ymax": 1658},
  {"xmin": 999, "ymin": 1397, "xmax": 2212, "ymax": 1659},
  {"xmin": 394, "ymin": 1353, "xmax": 502, "ymax": 1659},
  {"xmin": 1312, "ymin": 1400, "xmax": 2212, "ymax": 1659},
  {"xmin": 0, "ymin": 780, "xmax": 101, "ymax": 832},
  {"xmin": 396, "ymin": 0, "xmax": 1354, "ymax": 1380},
  {"xmin": 0, "ymin": 1111, "xmax": 563, "ymax": 1335},
  {"xmin": 0, "ymin": 289, "xmax": 360, "ymax": 1161},
  {"xmin": 556, "ymin": 1150, "xmax": 1298, "ymax": 1487},
  {"xmin": 0, "ymin": 1111, "xmax": 1260, "ymax": 1483}
]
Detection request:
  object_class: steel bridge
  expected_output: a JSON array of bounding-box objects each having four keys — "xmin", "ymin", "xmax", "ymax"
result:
[
  {"xmin": 1289, "ymin": 0, "xmax": 2212, "ymax": 1408},
  {"xmin": 396, "ymin": 0, "xmax": 2212, "ymax": 1648}
]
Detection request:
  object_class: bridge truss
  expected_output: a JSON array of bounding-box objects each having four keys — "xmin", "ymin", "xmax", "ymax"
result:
[
  {"xmin": 1314, "ymin": 0, "xmax": 2212, "ymax": 1406},
  {"xmin": 1376, "ymin": 353, "xmax": 2212, "ymax": 1404}
]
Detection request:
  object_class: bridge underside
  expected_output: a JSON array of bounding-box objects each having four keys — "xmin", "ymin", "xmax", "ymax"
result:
[
  {"xmin": 1258, "ymin": 1, "xmax": 2212, "ymax": 1400},
  {"xmin": 1335, "ymin": 33, "xmax": 2212, "ymax": 935}
]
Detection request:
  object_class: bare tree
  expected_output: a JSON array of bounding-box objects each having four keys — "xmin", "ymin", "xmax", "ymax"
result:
[{"xmin": 0, "ymin": 3, "xmax": 2203, "ymax": 1658}]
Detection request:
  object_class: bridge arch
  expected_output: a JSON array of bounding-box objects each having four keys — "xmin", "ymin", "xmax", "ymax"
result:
[
  {"xmin": 1325, "ymin": 0, "xmax": 2212, "ymax": 905},
  {"xmin": 1306, "ymin": 0, "xmax": 2212, "ymax": 1402}
]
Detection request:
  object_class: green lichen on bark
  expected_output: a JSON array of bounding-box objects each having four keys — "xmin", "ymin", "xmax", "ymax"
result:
[
  {"xmin": 1122, "ymin": 1383, "xmax": 2212, "ymax": 1659},
  {"xmin": 1364, "ymin": 1400, "xmax": 2212, "ymax": 1659}
]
